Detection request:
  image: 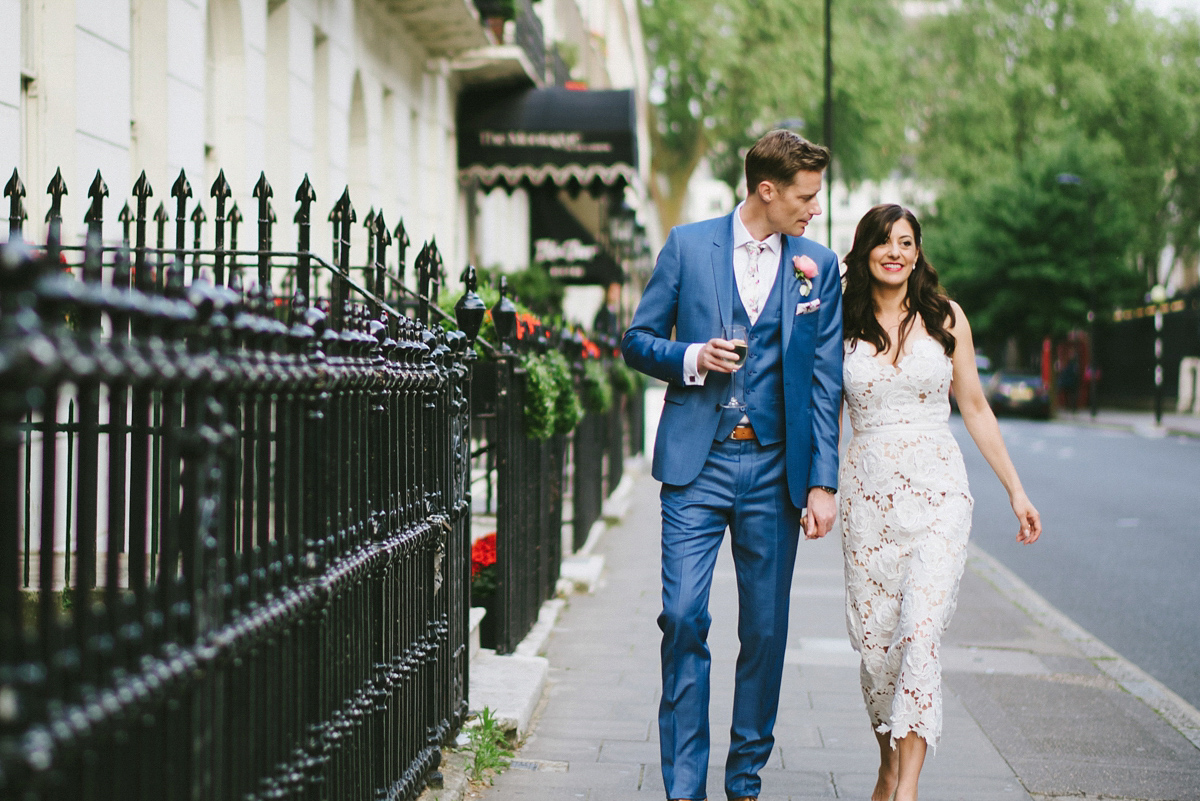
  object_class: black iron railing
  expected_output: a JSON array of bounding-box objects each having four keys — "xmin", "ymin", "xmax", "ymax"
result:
[
  {"xmin": 607, "ymin": 395, "xmax": 626, "ymax": 496},
  {"xmin": 572, "ymin": 411, "xmax": 606, "ymax": 551},
  {"xmin": 548, "ymin": 44, "xmax": 572, "ymax": 87},
  {"xmin": 0, "ymin": 166, "xmax": 474, "ymax": 801},
  {"xmin": 513, "ymin": 0, "xmax": 546, "ymax": 84},
  {"xmin": 467, "ymin": 324, "xmax": 644, "ymax": 653},
  {"xmin": 569, "ymin": 386, "xmax": 642, "ymax": 553},
  {"xmin": 469, "ymin": 350, "xmax": 564, "ymax": 655},
  {"xmin": 486, "ymin": 357, "xmax": 562, "ymax": 654},
  {"xmin": 1095, "ymin": 297, "xmax": 1200, "ymax": 406}
]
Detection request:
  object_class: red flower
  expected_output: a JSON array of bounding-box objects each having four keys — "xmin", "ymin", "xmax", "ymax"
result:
[
  {"xmin": 515, "ymin": 312, "xmax": 542, "ymax": 341},
  {"xmin": 471, "ymin": 532, "xmax": 497, "ymax": 578}
]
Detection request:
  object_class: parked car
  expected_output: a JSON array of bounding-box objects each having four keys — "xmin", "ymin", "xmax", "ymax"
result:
[
  {"xmin": 950, "ymin": 351, "xmax": 993, "ymax": 413},
  {"xmin": 984, "ymin": 371, "xmax": 1051, "ymax": 419},
  {"xmin": 975, "ymin": 352, "xmax": 994, "ymax": 388}
]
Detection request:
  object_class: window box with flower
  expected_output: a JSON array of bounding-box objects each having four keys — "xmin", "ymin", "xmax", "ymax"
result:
[{"xmin": 471, "ymin": 532, "xmax": 500, "ymax": 649}]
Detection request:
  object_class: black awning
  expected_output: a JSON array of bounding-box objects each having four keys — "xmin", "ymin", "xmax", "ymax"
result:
[
  {"xmin": 458, "ymin": 86, "xmax": 637, "ymax": 190},
  {"xmin": 529, "ymin": 188, "xmax": 624, "ymax": 286}
]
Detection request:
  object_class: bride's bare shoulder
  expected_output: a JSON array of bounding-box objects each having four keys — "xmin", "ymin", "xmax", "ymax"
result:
[{"xmin": 945, "ymin": 299, "xmax": 970, "ymax": 333}]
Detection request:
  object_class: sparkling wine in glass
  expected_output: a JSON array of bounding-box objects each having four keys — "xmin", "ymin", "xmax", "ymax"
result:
[{"xmin": 720, "ymin": 324, "xmax": 748, "ymax": 410}]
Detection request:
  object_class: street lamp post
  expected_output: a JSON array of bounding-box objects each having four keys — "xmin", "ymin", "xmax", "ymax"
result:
[
  {"xmin": 1150, "ymin": 283, "xmax": 1168, "ymax": 426},
  {"xmin": 1056, "ymin": 173, "xmax": 1099, "ymax": 418},
  {"xmin": 824, "ymin": 0, "xmax": 833, "ymax": 251}
]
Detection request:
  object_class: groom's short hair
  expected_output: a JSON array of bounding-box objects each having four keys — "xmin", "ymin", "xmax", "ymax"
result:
[{"xmin": 745, "ymin": 130, "xmax": 830, "ymax": 193}]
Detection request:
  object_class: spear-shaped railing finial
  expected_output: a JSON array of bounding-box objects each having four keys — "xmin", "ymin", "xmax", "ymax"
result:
[
  {"xmin": 85, "ymin": 169, "xmax": 109, "ymax": 240},
  {"xmin": 171, "ymin": 168, "xmax": 193, "ymax": 264},
  {"xmin": 5, "ymin": 168, "xmax": 27, "ymax": 242}
]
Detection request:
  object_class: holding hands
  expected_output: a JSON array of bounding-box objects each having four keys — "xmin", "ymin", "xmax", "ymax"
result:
[{"xmin": 803, "ymin": 488, "xmax": 837, "ymax": 540}]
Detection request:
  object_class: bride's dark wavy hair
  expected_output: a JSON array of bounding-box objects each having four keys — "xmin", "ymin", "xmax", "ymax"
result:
[{"xmin": 842, "ymin": 204, "xmax": 956, "ymax": 363}]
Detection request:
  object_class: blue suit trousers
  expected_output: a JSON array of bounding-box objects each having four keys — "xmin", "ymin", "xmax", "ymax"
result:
[{"xmin": 658, "ymin": 436, "xmax": 802, "ymax": 800}]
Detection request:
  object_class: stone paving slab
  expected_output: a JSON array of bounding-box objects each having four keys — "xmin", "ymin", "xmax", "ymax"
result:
[
  {"xmin": 636, "ymin": 767, "xmax": 837, "ymax": 798},
  {"xmin": 488, "ymin": 760, "xmax": 645, "ymax": 792},
  {"xmin": 832, "ymin": 771, "xmax": 1030, "ymax": 801},
  {"xmin": 531, "ymin": 717, "xmax": 654, "ymax": 743}
]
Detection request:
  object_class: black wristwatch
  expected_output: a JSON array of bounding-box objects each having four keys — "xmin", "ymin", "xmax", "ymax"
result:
[{"xmin": 811, "ymin": 485, "xmax": 837, "ymax": 495}]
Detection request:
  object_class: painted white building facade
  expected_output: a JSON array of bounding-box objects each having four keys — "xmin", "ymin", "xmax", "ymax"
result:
[
  {"xmin": 1, "ymin": 0, "xmax": 654, "ymax": 324},
  {"xmin": 3, "ymin": 0, "xmax": 484, "ymax": 275},
  {"xmin": 5, "ymin": 1, "xmax": 650, "ymax": 274}
]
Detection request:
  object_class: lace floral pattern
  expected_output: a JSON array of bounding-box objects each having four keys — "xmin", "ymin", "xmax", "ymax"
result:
[{"xmin": 839, "ymin": 337, "xmax": 973, "ymax": 750}]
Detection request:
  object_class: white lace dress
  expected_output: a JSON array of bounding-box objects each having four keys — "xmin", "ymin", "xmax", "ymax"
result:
[{"xmin": 839, "ymin": 336, "xmax": 973, "ymax": 750}]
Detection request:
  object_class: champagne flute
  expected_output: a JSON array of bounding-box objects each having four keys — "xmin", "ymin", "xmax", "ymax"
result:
[{"xmin": 719, "ymin": 324, "xmax": 748, "ymax": 410}]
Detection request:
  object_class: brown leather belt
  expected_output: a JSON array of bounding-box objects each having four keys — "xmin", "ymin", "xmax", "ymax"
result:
[{"xmin": 729, "ymin": 423, "xmax": 756, "ymax": 441}]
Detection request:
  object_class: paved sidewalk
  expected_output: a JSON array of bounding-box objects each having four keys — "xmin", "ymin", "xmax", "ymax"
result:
[
  {"xmin": 469, "ymin": 464, "xmax": 1200, "ymax": 801},
  {"xmin": 1058, "ymin": 407, "xmax": 1200, "ymax": 438}
]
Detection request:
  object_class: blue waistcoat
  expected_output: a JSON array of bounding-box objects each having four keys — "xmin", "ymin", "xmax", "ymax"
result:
[{"xmin": 715, "ymin": 260, "xmax": 785, "ymax": 444}]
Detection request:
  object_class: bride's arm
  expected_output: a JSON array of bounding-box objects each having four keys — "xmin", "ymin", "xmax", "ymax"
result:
[{"xmin": 947, "ymin": 301, "xmax": 1042, "ymax": 544}]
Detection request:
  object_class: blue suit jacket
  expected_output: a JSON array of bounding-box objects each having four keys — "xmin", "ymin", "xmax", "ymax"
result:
[{"xmin": 621, "ymin": 212, "xmax": 843, "ymax": 508}]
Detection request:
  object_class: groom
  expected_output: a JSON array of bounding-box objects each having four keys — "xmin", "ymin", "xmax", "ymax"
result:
[{"xmin": 621, "ymin": 130, "xmax": 843, "ymax": 801}]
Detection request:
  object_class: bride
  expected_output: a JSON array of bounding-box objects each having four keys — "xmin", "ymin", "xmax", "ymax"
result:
[{"xmin": 838, "ymin": 204, "xmax": 1042, "ymax": 801}]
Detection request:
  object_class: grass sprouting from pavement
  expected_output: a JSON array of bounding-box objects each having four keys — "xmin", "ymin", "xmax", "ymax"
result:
[{"xmin": 466, "ymin": 707, "xmax": 513, "ymax": 785}]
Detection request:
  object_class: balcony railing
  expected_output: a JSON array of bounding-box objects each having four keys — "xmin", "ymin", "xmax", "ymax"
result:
[
  {"xmin": 513, "ymin": 0, "xmax": 546, "ymax": 85},
  {"xmin": 470, "ymin": 0, "xmax": 545, "ymax": 85}
]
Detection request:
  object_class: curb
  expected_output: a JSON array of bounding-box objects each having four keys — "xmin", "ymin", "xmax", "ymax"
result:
[
  {"xmin": 967, "ymin": 542, "xmax": 1200, "ymax": 750},
  {"xmin": 1054, "ymin": 411, "xmax": 1200, "ymax": 440},
  {"xmin": 468, "ymin": 649, "xmax": 549, "ymax": 738}
]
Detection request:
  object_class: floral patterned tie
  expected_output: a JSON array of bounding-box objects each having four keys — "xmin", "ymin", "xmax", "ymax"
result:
[{"xmin": 745, "ymin": 241, "xmax": 765, "ymax": 323}]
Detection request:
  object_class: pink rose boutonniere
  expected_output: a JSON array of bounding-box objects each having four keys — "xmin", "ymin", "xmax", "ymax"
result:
[{"xmin": 793, "ymin": 255, "xmax": 819, "ymax": 297}]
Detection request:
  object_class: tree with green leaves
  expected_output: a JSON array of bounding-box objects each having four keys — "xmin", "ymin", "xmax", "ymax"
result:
[
  {"xmin": 1160, "ymin": 15, "xmax": 1200, "ymax": 287},
  {"xmin": 912, "ymin": 0, "xmax": 1200, "ymax": 289},
  {"xmin": 638, "ymin": 0, "xmax": 1200, "ymax": 355},
  {"xmin": 639, "ymin": 0, "xmax": 910, "ymax": 231},
  {"xmin": 923, "ymin": 135, "xmax": 1144, "ymax": 361}
]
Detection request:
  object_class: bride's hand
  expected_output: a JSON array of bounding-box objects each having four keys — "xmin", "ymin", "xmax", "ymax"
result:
[{"xmin": 1011, "ymin": 492, "xmax": 1041, "ymax": 544}]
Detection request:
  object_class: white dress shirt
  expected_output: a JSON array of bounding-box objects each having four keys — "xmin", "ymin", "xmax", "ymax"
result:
[{"xmin": 682, "ymin": 203, "xmax": 782, "ymax": 385}]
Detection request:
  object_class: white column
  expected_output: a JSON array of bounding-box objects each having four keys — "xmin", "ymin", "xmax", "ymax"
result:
[
  {"xmin": 0, "ymin": 0, "xmax": 22, "ymax": 195},
  {"xmin": 131, "ymin": 0, "xmax": 171, "ymax": 201}
]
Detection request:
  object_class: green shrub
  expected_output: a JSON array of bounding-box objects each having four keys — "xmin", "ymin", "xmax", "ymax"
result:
[
  {"xmin": 580, "ymin": 359, "xmax": 613, "ymax": 414},
  {"xmin": 502, "ymin": 266, "xmax": 564, "ymax": 319},
  {"xmin": 520, "ymin": 352, "xmax": 557, "ymax": 440},
  {"xmin": 545, "ymin": 349, "xmax": 583, "ymax": 435},
  {"xmin": 609, "ymin": 359, "xmax": 642, "ymax": 396}
]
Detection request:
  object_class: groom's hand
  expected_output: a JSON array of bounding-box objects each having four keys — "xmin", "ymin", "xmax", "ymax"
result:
[
  {"xmin": 697, "ymin": 338, "xmax": 741, "ymax": 374},
  {"xmin": 804, "ymin": 487, "xmax": 837, "ymax": 539}
]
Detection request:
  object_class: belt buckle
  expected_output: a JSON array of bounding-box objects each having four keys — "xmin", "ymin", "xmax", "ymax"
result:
[{"xmin": 730, "ymin": 424, "xmax": 755, "ymax": 441}]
